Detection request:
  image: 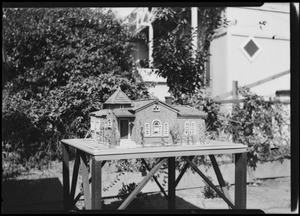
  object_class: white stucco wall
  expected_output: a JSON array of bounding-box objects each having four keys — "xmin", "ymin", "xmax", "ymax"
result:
[
  {"xmin": 138, "ymin": 68, "xmax": 170, "ymax": 101},
  {"xmin": 209, "ymin": 3, "xmax": 290, "ymax": 98},
  {"xmin": 227, "ymin": 34, "xmax": 290, "ymax": 96},
  {"xmin": 147, "ymin": 83, "xmax": 171, "ymax": 101},
  {"xmin": 209, "ymin": 33, "xmax": 229, "ymax": 97}
]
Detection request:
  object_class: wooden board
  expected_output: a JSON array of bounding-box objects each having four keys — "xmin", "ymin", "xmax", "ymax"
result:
[{"xmin": 61, "ymin": 139, "xmax": 247, "ymax": 161}]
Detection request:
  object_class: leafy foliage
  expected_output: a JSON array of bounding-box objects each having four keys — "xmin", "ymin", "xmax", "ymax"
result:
[
  {"xmin": 187, "ymin": 91, "xmax": 223, "ymax": 134},
  {"xmin": 202, "ymin": 176, "xmax": 230, "ymax": 199},
  {"xmin": 3, "ymin": 8, "xmax": 143, "ymax": 95},
  {"xmin": 224, "ymin": 87, "xmax": 290, "ymax": 169},
  {"xmin": 2, "ymin": 8, "xmax": 150, "ymax": 176},
  {"xmin": 2, "ymin": 8, "xmax": 290, "ymax": 186},
  {"xmin": 151, "ymin": 7, "xmax": 227, "ymax": 101},
  {"xmin": 117, "ymin": 182, "xmax": 144, "ymax": 200}
]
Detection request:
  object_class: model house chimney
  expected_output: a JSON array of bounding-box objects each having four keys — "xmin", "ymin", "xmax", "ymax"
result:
[{"xmin": 165, "ymin": 96, "xmax": 173, "ymax": 105}]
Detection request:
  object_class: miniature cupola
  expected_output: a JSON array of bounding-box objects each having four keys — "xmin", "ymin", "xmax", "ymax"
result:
[{"xmin": 103, "ymin": 87, "xmax": 132, "ymax": 109}]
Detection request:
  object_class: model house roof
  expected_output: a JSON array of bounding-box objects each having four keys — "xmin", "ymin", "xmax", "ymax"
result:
[
  {"xmin": 173, "ymin": 105, "xmax": 207, "ymax": 118},
  {"xmin": 132, "ymin": 99, "xmax": 179, "ymax": 113},
  {"xmin": 113, "ymin": 109, "xmax": 135, "ymax": 117},
  {"xmin": 104, "ymin": 88, "xmax": 132, "ymax": 104},
  {"xmin": 131, "ymin": 99, "xmax": 206, "ymax": 118},
  {"xmin": 90, "ymin": 109, "xmax": 111, "ymax": 117},
  {"xmin": 91, "ymin": 88, "xmax": 206, "ymax": 119},
  {"xmin": 132, "ymin": 99, "xmax": 155, "ymax": 110}
]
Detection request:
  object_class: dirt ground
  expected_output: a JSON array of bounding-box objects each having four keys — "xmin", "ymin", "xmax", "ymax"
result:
[
  {"xmin": 73, "ymin": 176, "xmax": 292, "ymax": 213},
  {"xmin": 1, "ymin": 160, "xmax": 294, "ymax": 214}
]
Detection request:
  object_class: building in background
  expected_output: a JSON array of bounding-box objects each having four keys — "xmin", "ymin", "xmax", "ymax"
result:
[
  {"xmin": 208, "ymin": 3, "xmax": 290, "ymax": 100},
  {"xmin": 123, "ymin": 3, "xmax": 290, "ymax": 101}
]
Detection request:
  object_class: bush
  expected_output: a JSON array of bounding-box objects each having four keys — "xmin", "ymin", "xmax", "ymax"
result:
[
  {"xmin": 117, "ymin": 182, "xmax": 144, "ymax": 200},
  {"xmin": 224, "ymin": 87, "xmax": 290, "ymax": 170},
  {"xmin": 2, "ymin": 8, "xmax": 150, "ymax": 178},
  {"xmin": 202, "ymin": 176, "xmax": 230, "ymax": 199}
]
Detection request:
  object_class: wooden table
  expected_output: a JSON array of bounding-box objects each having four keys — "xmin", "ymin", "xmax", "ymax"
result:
[{"xmin": 61, "ymin": 139, "xmax": 247, "ymax": 210}]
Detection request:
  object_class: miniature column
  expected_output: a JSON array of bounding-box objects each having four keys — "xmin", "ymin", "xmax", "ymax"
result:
[{"xmin": 191, "ymin": 7, "xmax": 198, "ymax": 59}]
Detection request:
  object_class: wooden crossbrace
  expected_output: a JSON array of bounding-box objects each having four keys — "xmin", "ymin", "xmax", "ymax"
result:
[
  {"xmin": 183, "ymin": 157, "xmax": 235, "ymax": 209},
  {"xmin": 209, "ymin": 155, "xmax": 233, "ymax": 209},
  {"xmin": 174, "ymin": 156, "xmax": 194, "ymax": 188},
  {"xmin": 141, "ymin": 158, "xmax": 168, "ymax": 198},
  {"xmin": 118, "ymin": 158, "xmax": 167, "ymax": 210}
]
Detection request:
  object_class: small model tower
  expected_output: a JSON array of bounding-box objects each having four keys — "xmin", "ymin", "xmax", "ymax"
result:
[
  {"xmin": 103, "ymin": 87, "xmax": 132, "ymax": 110},
  {"xmin": 90, "ymin": 87, "xmax": 133, "ymax": 147}
]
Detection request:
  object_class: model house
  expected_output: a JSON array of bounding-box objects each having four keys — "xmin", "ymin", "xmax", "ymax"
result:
[{"xmin": 90, "ymin": 88, "xmax": 207, "ymax": 147}]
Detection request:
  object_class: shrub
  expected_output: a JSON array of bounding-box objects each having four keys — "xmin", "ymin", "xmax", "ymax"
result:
[
  {"xmin": 117, "ymin": 182, "xmax": 144, "ymax": 200},
  {"xmin": 2, "ymin": 8, "xmax": 150, "ymax": 177},
  {"xmin": 202, "ymin": 176, "xmax": 230, "ymax": 199},
  {"xmin": 224, "ymin": 87, "xmax": 290, "ymax": 170}
]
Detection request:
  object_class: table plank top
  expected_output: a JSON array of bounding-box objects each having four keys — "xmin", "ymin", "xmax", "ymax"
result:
[{"xmin": 61, "ymin": 139, "xmax": 247, "ymax": 160}]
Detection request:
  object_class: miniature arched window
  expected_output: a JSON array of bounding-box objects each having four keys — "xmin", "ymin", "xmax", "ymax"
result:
[
  {"xmin": 152, "ymin": 105, "xmax": 160, "ymax": 112},
  {"xmin": 184, "ymin": 122, "xmax": 190, "ymax": 135},
  {"xmin": 145, "ymin": 123, "xmax": 150, "ymax": 136},
  {"xmin": 163, "ymin": 122, "xmax": 169, "ymax": 136},
  {"xmin": 152, "ymin": 120, "xmax": 162, "ymax": 136}
]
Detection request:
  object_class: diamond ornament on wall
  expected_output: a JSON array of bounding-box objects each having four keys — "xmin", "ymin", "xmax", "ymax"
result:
[{"xmin": 240, "ymin": 36, "xmax": 263, "ymax": 62}]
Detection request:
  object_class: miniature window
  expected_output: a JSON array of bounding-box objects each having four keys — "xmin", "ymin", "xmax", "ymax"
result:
[
  {"xmin": 163, "ymin": 122, "xmax": 169, "ymax": 136},
  {"xmin": 145, "ymin": 123, "xmax": 150, "ymax": 136},
  {"xmin": 191, "ymin": 122, "xmax": 196, "ymax": 135},
  {"xmin": 152, "ymin": 120, "xmax": 162, "ymax": 136},
  {"xmin": 152, "ymin": 105, "xmax": 160, "ymax": 112},
  {"xmin": 184, "ymin": 122, "xmax": 190, "ymax": 135},
  {"xmin": 240, "ymin": 36, "xmax": 262, "ymax": 62}
]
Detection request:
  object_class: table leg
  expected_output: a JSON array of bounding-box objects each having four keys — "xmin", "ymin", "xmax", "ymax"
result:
[
  {"xmin": 80, "ymin": 152, "xmax": 92, "ymax": 210},
  {"xmin": 168, "ymin": 157, "xmax": 176, "ymax": 209},
  {"xmin": 62, "ymin": 143, "xmax": 70, "ymax": 210},
  {"xmin": 91, "ymin": 157, "xmax": 102, "ymax": 210},
  {"xmin": 70, "ymin": 150, "xmax": 80, "ymax": 206},
  {"xmin": 235, "ymin": 152, "xmax": 247, "ymax": 209}
]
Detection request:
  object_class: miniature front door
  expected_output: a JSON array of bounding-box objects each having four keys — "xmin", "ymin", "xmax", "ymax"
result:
[{"xmin": 120, "ymin": 120, "xmax": 129, "ymax": 139}]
